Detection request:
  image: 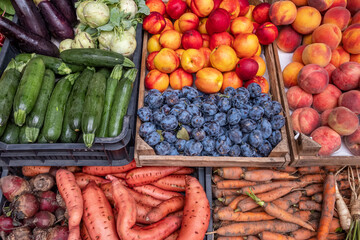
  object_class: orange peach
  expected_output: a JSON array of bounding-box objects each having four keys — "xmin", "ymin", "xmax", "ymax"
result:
[
  {"xmin": 202, "ymin": 34, "xmax": 210, "ymax": 48},
  {"xmin": 324, "ymin": 63, "xmax": 337, "ymax": 80},
  {"xmin": 154, "ymin": 48, "xmax": 180, "ymax": 73},
  {"xmin": 330, "ymin": 48, "xmax": 350, "ymax": 68},
  {"xmin": 195, "ymin": 67, "xmax": 223, "ymax": 93},
  {"xmin": 199, "ymin": 47, "xmax": 211, "ymax": 67},
  {"xmin": 321, "ymin": 109, "xmax": 332, "ymax": 126},
  {"xmin": 244, "ymin": 5, "xmax": 255, "ymax": 21},
  {"xmin": 191, "ymin": 0, "xmax": 214, "ymax": 17},
  {"xmin": 302, "ymin": 43, "xmax": 332, "ymax": 67},
  {"xmin": 251, "ymin": 55, "xmax": 266, "ymax": 76},
  {"xmin": 307, "ymin": 0, "xmax": 334, "ymax": 11},
  {"xmin": 147, "ymin": 34, "xmax": 161, "ymax": 53},
  {"xmin": 292, "ymin": 45, "xmax": 306, "ymax": 64},
  {"xmin": 146, "ymin": 0, "xmax": 166, "ymax": 14},
  {"xmin": 210, "ymin": 45, "xmax": 238, "ymax": 72},
  {"xmin": 255, "ymin": 22, "xmax": 278, "ymax": 45},
  {"xmin": 351, "ymin": 54, "xmax": 360, "ymax": 64},
  {"xmin": 181, "ymin": 29, "xmax": 203, "ymax": 49},
  {"xmin": 146, "ymin": 51, "xmax": 159, "ymax": 71},
  {"xmin": 198, "ymin": 18, "xmax": 208, "ymax": 34},
  {"xmin": 290, "ymin": 0, "xmax": 307, "ymax": 6},
  {"xmin": 282, "ymin": 62, "xmax": 304, "ymax": 88},
  {"xmin": 291, "ymin": 6, "xmax": 322, "ymax": 35},
  {"xmin": 252, "ymin": 3, "xmax": 271, "ymax": 24},
  {"xmin": 162, "ymin": 18, "xmax": 175, "ymax": 33},
  {"xmin": 336, "ymin": 46, "xmax": 351, "ymax": 64},
  {"xmin": 159, "ymin": 30, "xmax": 182, "ymax": 50},
  {"xmin": 178, "ymin": 13, "xmax": 200, "ymax": 33},
  {"xmin": 219, "ymin": 0, "xmax": 240, "ymax": 19},
  {"xmin": 347, "ymin": 0, "xmax": 360, "ymax": 14},
  {"xmin": 238, "ymin": 0, "xmax": 250, "ymax": 16},
  {"xmin": 287, "ymin": 86, "xmax": 313, "ymax": 110},
  {"xmin": 233, "ymin": 33, "xmax": 260, "ymax": 58},
  {"xmin": 332, "ymin": 62, "xmax": 360, "ymax": 91},
  {"xmin": 269, "ymin": 1, "xmax": 297, "ymax": 26},
  {"xmin": 181, "ymin": 48, "xmax": 205, "ymax": 73},
  {"xmin": 323, "ymin": 7, "xmax": 351, "ymax": 31},
  {"xmin": 209, "ymin": 31, "xmax": 234, "ymax": 50},
  {"xmin": 329, "ymin": 0, "xmax": 347, "ymax": 8},
  {"xmin": 310, "ymin": 126, "xmax": 342, "ymax": 156},
  {"xmin": 255, "ymin": 45, "xmax": 261, "ymax": 56},
  {"xmin": 230, "ymin": 16, "xmax": 254, "ymax": 35},
  {"xmin": 166, "ymin": 0, "xmax": 187, "ymax": 19},
  {"xmin": 145, "ymin": 69, "xmax": 170, "ymax": 92},
  {"xmin": 328, "ymin": 106, "xmax": 359, "ymax": 136},
  {"xmin": 302, "ymin": 34, "xmax": 313, "ymax": 45},
  {"xmin": 312, "ymin": 84, "xmax": 342, "ymax": 112},
  {"xmin": 276, "ymin": 26, "xmax": 302, "ymax": 53},
  {"xmin": 175, "ymin": 48, "xmax": 185, "ymax": 59},
  {"xmin": 344, "ymin": 126, "xmax": 360, "ymax": 156},
  {"xmin": 338, "ymin": 90, "xmax": 360, "ymax": 114},
  {"xmin": 311, "ymin": 24, "xmax": 342, "ymax": 50},
  {"xmin": 169, "ymin": 68, "xmax": 193, "ymax": 90},
  {"xmin": 352, "ymin": 11, "xmax": 360, "ymax": 25},
  {"xmin": 298, "ymin": 64, "xmax": 329, "ymax": 94},
  {"xmin": 174, "ymin": 19, "xmax": 181, "ymax": 32},
  {"xmin": 221, "ymin": 71, "xmax": 243, "ymax": 93},
  {"xmin": 143, "ymin": 12, "xmax": 166, "ymax": 35},
  {"xmin": 244, "ymin": 76, "xmax": 269, "ymax": 93},
  {"xmin": 291, "ymin": 107, "xmax": 320, "ymax": 135},
  {"xmin": 342, "ymin": 24, "xmax": 360, "ymax": 54}
]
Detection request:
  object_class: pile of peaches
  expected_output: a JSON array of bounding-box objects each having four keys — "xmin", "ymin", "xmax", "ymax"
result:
[
  {"xmin": 273, "ymin": 0, "xmax": 360, "ymax": 156},
  {"xmin": 142, "ymin": 0, "xmax": 277, "ymax": 94}
]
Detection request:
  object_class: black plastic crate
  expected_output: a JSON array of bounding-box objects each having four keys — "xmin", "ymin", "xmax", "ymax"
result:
[{"xmin": 0, "ymin": 24, "xmax": 143, "ymax": 166}]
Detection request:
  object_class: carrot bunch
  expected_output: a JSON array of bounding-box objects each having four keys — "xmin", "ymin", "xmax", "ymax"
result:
[{"xmin": 210, "ymin": 166, "xmax": 350, "ymax": 240}]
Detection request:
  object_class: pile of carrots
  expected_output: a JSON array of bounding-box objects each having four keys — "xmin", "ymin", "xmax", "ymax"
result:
[
  {"xmin": 209, "ymin": 166, "xmax": 351, "ymax": 240},
  {"xmin": 22, "ymin": 160, "xmax": 210, "ymax": 240}
]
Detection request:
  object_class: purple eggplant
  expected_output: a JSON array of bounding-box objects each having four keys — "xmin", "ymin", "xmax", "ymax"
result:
[
  {"xmin": 36, "ymin": 0, "xmax": 74, "ymax": 40},
  {"xmin": 11, "ymin": 0, "xmax": 50, "ymax": 40},
  {"xmin": 0, "ymin": 16, "xmax": 59, "ymax": 57},
  {"xmin": 51, "ymin": 0, "xmax": 77, "ymax": 26}
]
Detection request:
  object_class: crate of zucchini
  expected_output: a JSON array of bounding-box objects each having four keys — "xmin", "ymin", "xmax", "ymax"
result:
[{"xmin": 0, "ymin": 34, "xmax": 143, "ymax": 166}]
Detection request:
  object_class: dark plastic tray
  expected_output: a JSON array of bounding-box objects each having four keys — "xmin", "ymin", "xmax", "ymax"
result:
[{"xmin": 0, "ymin": 24, "xmax": 143, "ymax": 166}]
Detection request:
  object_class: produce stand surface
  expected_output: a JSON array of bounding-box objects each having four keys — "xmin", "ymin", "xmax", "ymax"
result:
[
  {"xmin": 134, "ymin": 32, "xmax": 291, "ymax": 167},
  {"xmin": 273, "ymin": 44, "xmax": 360, "ymax": 167},
  {"xmin": 0, "ymin": 26, "xmax": 144, "ymax": 166}
]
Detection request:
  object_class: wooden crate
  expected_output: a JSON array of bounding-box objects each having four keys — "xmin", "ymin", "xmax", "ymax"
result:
[
  {"xmin": 272, "ymin": 43, "xmax": 360, "ymax": 166},
  {"xmin": 134, "ymin": 30, "xmax": 291, "ymax": 167}
]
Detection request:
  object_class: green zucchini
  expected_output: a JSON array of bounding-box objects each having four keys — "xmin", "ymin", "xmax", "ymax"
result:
[
  {"xmin": 1, "ymin": 123, "xmax": 20, "ymax": 144},
  {"xmin": 25, "ymin": 69, "xmax": 56, "ymax": 142},
  {"xmin": 14, "ymin": 53, "xmax": 34, "ymax": 63},
  {"xmin": 0, "ymin": 68, "xmax": 21, "ymax": 127},
  {"xmin": 67, "ymin": 68, "xmax": 95, "ymax": 132},
  {"xmin": 60, "ymin": 103, "xmax": 79, "ymax": 143},
  {"xmin": 37, "ymin": 130, "xmax": 47, "ymax": 143},
  {"xmin": 36, "ymin": 55, "xmax": 85, "ymax": 75},
  {"xmin": 82, "ymin": 70, "xmax": 107, "ymax": 148},
  {"xmin": 0, "ymin": 122, "xmax": 7, "ymax": 138},
  {"xmin": 97, "ymin": 65, "xmax": 123, "ymax": 138},
  {"xmin": 42, "ymin": 73, "xmax": 80, "ymax": 143},
  {"xmin": 19, "ymin": 126, "xmax": 30, "ymax": 144},
  {"xmin": 108, "ymin": 68, "xmax": 138, "ymax": 138},
  {"xmin": 60, "ymin": 48, "xmax": 135, "ymax": 68},
  {"xmin": 13, "ymin": 57, "xmax": 46, "ymax": 126}
]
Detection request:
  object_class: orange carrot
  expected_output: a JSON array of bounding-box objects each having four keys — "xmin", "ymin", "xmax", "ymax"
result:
[
  {"xmin": 56, "ymin": 169, "xmax": 83, "ymax": 240},
  {"xmin": 259, "ymin": 231, "xmax": 295, "ymax": 240},
  {"xmin": 74, "ymin": 173, "xmax": 109, "ymax": 189},
  {"xmin": 317, "ymin": 173, "xmax": 336, "ymax": 240},
  {"xmin": 216, "ymin": 167, "xmax": 245, "ymax": 179},
  {"xmin": 215, "ymin": 199, "xmax": 225, "ymax": 206},
  {"xmin": 82, "ymin": 159, "xmax": 137, "ymax": 176},
  {"xmin": 214, "ymin": 207, "xmax": 275, "ymax": 222},
  {"xmin": 243, "ymin": 170, "xmax": 297, "ymax": 182},
  {"xmin": 298, "ymin": 174, "xmax": 324, "ymax": 186},
  {"xmin": 236, "ymin": 187, "xmax": 293, "ymax": 212},
  {"xmin": 126, "ymin": 187, "xmax": 163, "ymax": 207},
  {"xmin": 177, "ymin": 176, "xmax": 210, "ymax": 240},
  {"xmin": 112, "ymin": 172, "xmax": 127, "ymax": 179},
  {"xmin": 298, "ymin": 166, "xmax": 324, "ymax": 175},
  {"xmin": 126, "ymin": 166, "xmax": 182, "ymax": 187},
  {"xmin": 151, "ymin": 175, "xmax": 186, "ymax": 192},
  {"xmin": 238, "ymin": 181, "xmax": 299, "ymax": 195},
  {"xmin": 136, "ymin": 202, "xmax": 152, "ymax": 224},
  {"xmin": 276, "ymin": 166, "xmax": 297, "ymax": 173},
  {"xmin": 217, "ymin": 237, "xmax": 245, "ymax": 240},
  {"xmin": 293, "ymin": 211, "xmax": 313, "ymax": 222},
  {"xmin": 214, "ymin": 220, "xmax": 301, "ymax": 236},
  {"xmin": 298, "ymin": 200, "xmax": 322, "ymax": 211},
  {"xmin": 163, "ymin": 230, "xmax": 179, "ymax": 240},
  {"xmin": 337, "ymin": 180, "xmax": 350, "ymax": 190},
  {"xmin": 145, "ymin": 196, "xmax": 184, "ymax": 223},
  {"xmin": 312, "ymin": 193, "xmax": 322, "ymax": 203},
  {"xmin": 172, "ymin": 167, "xmax": 194, "ymax": 175},
  {"xmin": 133, "ymin": 184, "xmax": 183, "ymax": 201},
  {"xmin": 216, "ymin": 180, "xmax": 257, "ymax": 189},
  {"xmin": 247, "ymin": 236, "xmax": 260, "ymax": 240},
  {"xmin": 291, "ymin": 228, "xmax": 317, "ymax": 239},
  {"xmin": 213, "ymin": 187, "xmax": 240, "ymax": 198},
  {"xmin": 219, "ymin": 195, "xmax": 238, "ymax": 205},
  {"xmin": 80, "ymin": 222, "xmax": 91, "ymax": 240},
  {"xmin": 329, "ymin": 218, "xmax": 341, "ymax": 233},
  {"xmin": 272, "ymin": 191, "xmax": 302, "ymax": 210},
  {"xmin": 22, "ymin": 166, "xmax": 51, "ymax": 177},
  {"xmin": 247, "ymin": 192, "xmax": 315, "ymax": 231},
  {"xmin": 228, "ymin": 195, "xmax": 248, "ymax": 210},
  {"xmin": 303, "ymin": 184, "xmax": 323, "ymax": 196},
  {"xmin": 326, "ymin": 233, "xmax": 346, "ymax": 239},
  {"xmin": 82, "ymin": 181, "xmax": 119, "ymax": 240},
  {"xmin": 212, "ymin": 174, "xmax": 224, "ymax": 184}
]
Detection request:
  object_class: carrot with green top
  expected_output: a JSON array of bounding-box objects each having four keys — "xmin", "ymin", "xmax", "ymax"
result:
[
  {"xmin": 218, "ymin": 195, "xmax": 238, "ymax": 205},
  {"xmin": 247, "ymin": 236, "xmax": 260, "ymax": 240},
  {"xmin": 272, "ymin": 191, "xmax": 302, "ymax": 210},
  {"xmin": 216, "ymin": 167, "xmax": 245, "ymax": 179},
  {"xmin": 246, "ymin": 190, "xmax": 315, "ymax": 231},
  {"xmin": 238, "ymin": 181, "xmax": 299, "ymax": 195},
  {"xmin": 212, "ymin": 174, "xmax": 224, "ymax": 184},
  {"xmin": 259, "ymin": 231, "xmax": 295, "ymax": 240},
  {"xmin": 214, "ymin": 207, "xmax": 275, "ymax": 222},
  {"xmin": 216, "ymin": 180, "xmax": 257, "ymax": 189},
  {"xmin": 242, "ymin": 170, "xmax": 298, "ymax": 182}
]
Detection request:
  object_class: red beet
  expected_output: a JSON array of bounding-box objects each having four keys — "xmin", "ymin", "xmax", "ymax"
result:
[
  {"xmin": 0, "ymin": 215, "xmax": 14, "ymax": 234},
  {"xmin": 34, "ymin": 211, "xmax": 56, "ymax": 229},
  {"xmin": 37, "ymin": 191, "xmax": 58, "ymax": 212},
  {"xmin": 12, "ymin": 193, "xmax": 39, "ymax": 220},
  {"xmin": 22, "ymin": 217, "xmax": 36, "ymax": 229},
  {"xmin": 206, "ymin": 8, "xmax": 231, "ymax": 35},
  {"xmin": 0, "ymin": 175, "xmax": 31, "ymax": 202},
  {"xmin": 46, "ymin": 226, "xmax": 69, "ymax": 240},
  {"xmin": 31, "ymin": 174, "xmax": 55, "ymax": 192}
]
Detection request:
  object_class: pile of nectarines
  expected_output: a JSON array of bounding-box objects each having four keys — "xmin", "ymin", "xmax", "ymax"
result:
[
  {"xmin": 142, "ymin": 0, "xmax": 276, "ymax": 95},
  {"xmin": 272, "ymin": 0, "xmax": 360, "ymax": 156}
]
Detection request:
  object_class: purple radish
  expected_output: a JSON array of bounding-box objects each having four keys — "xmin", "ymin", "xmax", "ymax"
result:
[
  {"xmin": 12, "ymin": 193, "xmax": 39, "ymax": 219},
  {"xmin": 38, "ymin": 191, "xmax": 58, "ymax": 212},
  {"xmin": 0, "ymin": 175, "xmax": 31, "ymax": 202},
  {"xmin": 0, "ymin": 215, "xmax": 14, "ymax": 233},
  {"xmin": 34, "ymin": 211, "xmax": 56, "ymax": 229}
]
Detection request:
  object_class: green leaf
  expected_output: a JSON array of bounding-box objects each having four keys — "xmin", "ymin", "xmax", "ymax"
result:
[
  {"xmin": 98, "ymin": 23, "xmax": 115, "ymax": 31},
  {"xmin": 0, "ymin": 0, "xmax": 15, "ymax": 15},
  {"xmin": 335, "ymin": 227, "xmax": 343, "ymax": 233},
  {"xmin": 110, "ymin": 7, "xmax": 122, "ymax": 27},
  {"xmin": 103, "ymin": 0, "xmax": 120, "ymax": 4},
  {"xmin": 136, "ymin": 0, "xmax": 150, "ymax": 15},
  {"xmin": 177, "ymin": 127, "xmax": 190, "ymax": 140}
]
